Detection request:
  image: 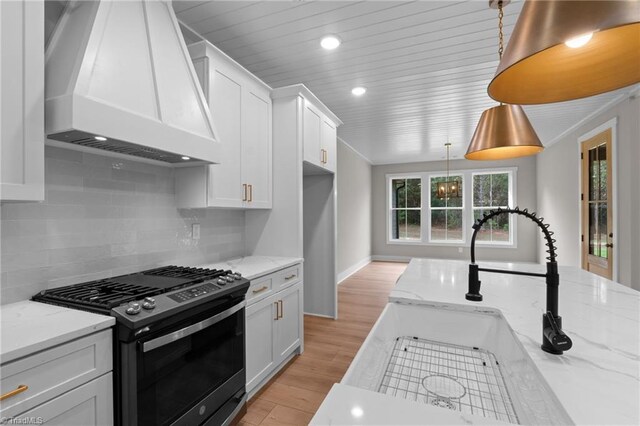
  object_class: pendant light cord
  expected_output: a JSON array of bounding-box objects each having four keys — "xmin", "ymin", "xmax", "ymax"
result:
[
  {"xmin": 497, "ymin": 0, "xmax": 504, "ymax": 106},
  {"xmin": 498, "ymin": 0, "xmax": 504, "ymax": 60}
]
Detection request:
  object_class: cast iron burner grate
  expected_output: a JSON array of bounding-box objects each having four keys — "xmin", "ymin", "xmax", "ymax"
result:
[
  {"xmin": 378, "ymin": 336, "xmax": 518, "ymax": 424},
  {"xmin": 142, "ymin": 266, "xmax": 228, "ymax": 281},
  {"xmin": 33, "ymin": 279, "xmax": 161, "ymax": 313}
]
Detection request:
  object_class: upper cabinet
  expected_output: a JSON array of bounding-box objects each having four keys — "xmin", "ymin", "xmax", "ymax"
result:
[
  {"xmin": 0, "ymin": 1, "xmax": 44, "ymax": 202},
  {"xmin": 175, "ymin": 41, "xmax": 272, "ymax": 209},
  {"xmin": 277, "ymin": 86, "xmax": 341, "ymax": 174}
]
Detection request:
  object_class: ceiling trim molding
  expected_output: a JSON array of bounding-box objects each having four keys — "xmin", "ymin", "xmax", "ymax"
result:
[
  {"xmin": 337, "ymin": 137, "xmax": 372, "ymax": 165},
  {"xmin": 542, "ymin": 84, "xmax": 640, "ymax": 148}
]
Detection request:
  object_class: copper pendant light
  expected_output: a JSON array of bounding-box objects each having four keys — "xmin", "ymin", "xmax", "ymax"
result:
[
  {"xmin": 488, "ymin": 0, "xmax": 640, "ymax": 105},
  {"xmin": 465, "ymin": 0, "xmax": 543, "ymax": 161}
]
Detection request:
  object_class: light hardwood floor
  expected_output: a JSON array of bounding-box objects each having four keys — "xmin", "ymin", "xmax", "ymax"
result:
[{"xmin": 237, "ymin": 261, "xmax": 408, "ymax": 426}]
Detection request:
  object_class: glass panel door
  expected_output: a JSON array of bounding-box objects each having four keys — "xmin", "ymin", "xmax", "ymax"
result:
[{"xmin": 581, "ymin": 129, "xmax": 613, "ymax": 279}]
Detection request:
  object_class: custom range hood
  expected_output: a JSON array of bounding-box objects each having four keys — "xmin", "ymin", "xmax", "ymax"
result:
[{"xmin": 45, "ymin": 0, "xmax": 219, "ymax": 164}]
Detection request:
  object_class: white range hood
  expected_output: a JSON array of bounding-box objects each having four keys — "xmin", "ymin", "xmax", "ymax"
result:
[{"xmin": 45, "ymin": 0, "xmax": 219, "ymax": 164}]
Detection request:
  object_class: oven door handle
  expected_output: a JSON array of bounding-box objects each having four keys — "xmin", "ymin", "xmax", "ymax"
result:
[{"xmin": 141, "ymin": 300, "xmax": 245, "ymax": 353}]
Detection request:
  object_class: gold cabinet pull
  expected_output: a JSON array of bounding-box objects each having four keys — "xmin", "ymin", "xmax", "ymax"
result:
[
  {"xmin": 242, "ymin": 184, "xmax": 248, "ymax": 201},
  {"xmin": 274, "ymin": 301, "xmax": 279, "ymax": 320},
  {"xmin": 279, "ymin": 300, "xmax": 284, "ymax": 319},
  {"xmin": 248, "ymin": 184, "xmax": 253, "ymax": 202},
  {"xmin": 0, "ymin": 384, "xmax": 28, "ymax": 401},
  {"xmin": 252, "ymin": 285, "xmax": 268, "ymax": 294},
  {"xmin": 324, "ymin": 149, "xmax": 328, "ymax": 164},
  {"xmin": 284, "ymin": 274, "xmax": 296, "ymax": 281}
]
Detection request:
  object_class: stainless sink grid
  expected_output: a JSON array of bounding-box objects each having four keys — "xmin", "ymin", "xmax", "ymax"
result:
[{"xmin": 378, "ymin": 336, "xmax": 519, "ymax": 424}]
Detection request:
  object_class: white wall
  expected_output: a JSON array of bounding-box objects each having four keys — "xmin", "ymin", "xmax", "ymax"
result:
[
  {"xmin": 336, "ymin": 140, "xmax": 372, "ymax": 280},
  {"xmin": 371, "ymin": 156, "xmax": 539, "ymax": 263},
  {"xmin": 537, "ymin": 95, "xmax": 640, "ymax": 289},
  {"xmin": 0, "ymin": 146, "xmax": 246, "ymax": 304}
]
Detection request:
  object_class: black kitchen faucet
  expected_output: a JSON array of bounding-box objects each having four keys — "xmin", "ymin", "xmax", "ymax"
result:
[{"xmin": 465, "ymin": 207, "xmax": 572, "ymax": 355}]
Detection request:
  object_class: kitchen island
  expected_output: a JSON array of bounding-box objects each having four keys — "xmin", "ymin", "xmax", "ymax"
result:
[{"xmin": 311, "ymin": 258, "xmax": 640, "ymax": 425}]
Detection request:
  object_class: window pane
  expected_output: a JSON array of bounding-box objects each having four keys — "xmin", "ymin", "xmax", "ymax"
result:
[
  {"xmin": 430, "ymin": 176, "xmax": 462, "ymax": 208},
  {"xmin": 598, "ymin": 145, "xmax": 607, "ymax": 201},
  {"xmin": 431, "ymin": 210, "xmax": 462, "ymax": 241},
  {"xmin": 491, "ymin": 173, "xmax": 509, "ymax": 206},
  {"xmin": 431, "ymin": 210, "xmax": 446, "ymax": 240},
  {"xmin": 446, "ymin": 210, "xmax": 463, "ymax": 241},
  {"xmin": 473, "ymin": 173, "xmax": 509, "ymax": 207},
  {"xmin": 406, "ymin": 178, "xmax": 421, "ymax": 208},
  {"xmin": 407, "ymin": 210, "xmax": 421, "ymax": 240},
  {"xmin": 473, "ymin": 175, "xmax": 491, "ymax": 207},
  {"xmin": 473, "ymin": 209, "xmax": 510, "ymax": 242},
  {"xmin": 392, "ymin": 179, "xmax": 406, "ymax": 208},
  {"xmin": 392, "ymin": 209, "xmax": 405, "ymax": 239}
]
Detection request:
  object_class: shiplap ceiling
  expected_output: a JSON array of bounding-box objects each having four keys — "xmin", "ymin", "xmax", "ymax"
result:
[{"xmin": 174, "ymin": 0, "xmax": 637, "ymax": 164}]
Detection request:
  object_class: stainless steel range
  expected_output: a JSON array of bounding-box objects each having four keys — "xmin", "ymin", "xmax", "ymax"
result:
[{"xmin": 33, "ymin": 266, "xmax": 250, "ymax": 426}]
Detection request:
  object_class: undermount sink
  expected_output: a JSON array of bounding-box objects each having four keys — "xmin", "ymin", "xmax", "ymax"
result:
[{"xmin": 341, "ymin": 302, "xmax": 573, "ymax": 425}]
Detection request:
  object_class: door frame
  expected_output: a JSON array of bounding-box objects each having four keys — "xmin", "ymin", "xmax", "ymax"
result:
[{"xmin": 577, "ymin": 117, "xmax": 618, "ymax": 282}]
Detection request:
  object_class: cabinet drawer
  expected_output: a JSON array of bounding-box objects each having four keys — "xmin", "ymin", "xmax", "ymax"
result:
[
  {"xmin": 274, "ymin": 264, "xmax": 301, "ymax": 290},
  {"xmin": 0, "ymin": 330, "xmax": 112, "ymax": 418},
  {"xmin": 246, "ymin": 276, "xmax": 273, "ymax": 304},
  {"xmin": 18, "ymin": 373, "xmax": 113, "ymax": 426}
]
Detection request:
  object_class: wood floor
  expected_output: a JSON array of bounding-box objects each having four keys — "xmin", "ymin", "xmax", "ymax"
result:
[{"xmin": 237, "ymin": 261, "xmax": 407, "ymax": 426}]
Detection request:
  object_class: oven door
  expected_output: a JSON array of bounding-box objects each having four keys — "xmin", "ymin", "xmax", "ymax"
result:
[{"xmin": 126, "ymin": 297, "xmax": 246, "ymax": 426}]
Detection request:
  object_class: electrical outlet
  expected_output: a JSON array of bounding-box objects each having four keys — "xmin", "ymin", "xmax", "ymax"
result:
[
  {"xmin": 192, "ymin": 223, "xmax": 200, "ymax": 240},
  {"xmin": 458, "ymin": 247, "xmax": 463, "ymax": 253}
]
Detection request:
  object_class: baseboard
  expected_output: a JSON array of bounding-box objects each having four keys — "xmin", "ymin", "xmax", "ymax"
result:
[
  {"xmin": 337, "ymin": 256, "xmax": 372, "ymax": 284},
  {"xmin": 371, "ymin": 255, "xmax": 412, "ymax": 263},
  {"xmin": 303, "ymin": 312, "xmax": 335, "ymax": 319}
]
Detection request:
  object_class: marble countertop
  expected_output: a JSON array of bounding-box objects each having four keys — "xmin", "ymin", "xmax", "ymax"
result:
[
  {"xmin": 0, "ymin": 301, "xmax": 115, "ymax": 364},
  {"xmin": 312, "ymin": 258, "xmax": 639, "ymax": 425},
  {"xmin": 196, "ymin": 256, "xmax": 303, "ymax": 281}
]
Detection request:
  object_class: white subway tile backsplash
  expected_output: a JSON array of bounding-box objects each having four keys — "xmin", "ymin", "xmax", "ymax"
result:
[{"xmin": 0, "ymin": 147, "xmax": 245, "ymax": 304}]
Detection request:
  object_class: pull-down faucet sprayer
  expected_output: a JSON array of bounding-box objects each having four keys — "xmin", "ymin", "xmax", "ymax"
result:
[{"xmin": 466, "ymin": 207, "xmax": 572, "ymax": 355}]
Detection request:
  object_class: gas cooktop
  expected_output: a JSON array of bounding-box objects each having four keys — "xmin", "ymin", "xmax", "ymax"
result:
[{"xmin": 32, "ymin": 265, "xmax": 249, "ymax": 327}]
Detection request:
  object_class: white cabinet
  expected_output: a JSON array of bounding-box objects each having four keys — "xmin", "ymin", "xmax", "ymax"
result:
[
  {"xmin": 302, "ymin": 98, "xmax": 338, "ymax": 173},
  {"xmin": 245, "ymin": 293, "xmax": 276, "ymax": 391},
  {"xmin": 321, "ymin": 117, "xmax": 337, "ymax": 173},
  {"xmin": 245, "ymin": 264, "xmax": 303, "ymax": 396},
  {"xmin": 175, "ymin": 40, "xmax": 272, "ymax": 209},
  {"xmin": 0, "ymin": 0, "xmax": 44, "ymax": 202},
  {"xmin": 275, "ymin": 283, "xmax": 302, "ymax": 360},
  {"xmin": 0, "ymin": 330, "xmax": 113, "ymax": 425},
  {"xmin": 19, "ymin": 373, "xmax": 113, "ymax": 426}
]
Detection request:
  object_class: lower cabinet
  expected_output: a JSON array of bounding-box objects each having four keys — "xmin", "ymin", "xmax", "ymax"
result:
[
  {"xmin": 19, "ymin": 373, "xmax": 113, "ymax": 426},
  {"xmin": 0, "ymin": 330, "xmax": 113, "ymax": 425},
  {"xmin": 245, "ymin": 274, "xmax": 302, "ymax": 395}
]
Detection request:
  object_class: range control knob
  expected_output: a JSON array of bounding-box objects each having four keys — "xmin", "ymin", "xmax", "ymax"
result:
[
  {"xmin": 142, "ymin": 297, "xmax": 156, "ymax": 310},
  {"xmin": 233, "ymin": 273, "xmax": 242, "ymax": 280},
  {"xmin": 217, "ymin": 278, "xmax": 227, "ymax": 286},
  {"xmin": 126, "ymin": 302, "xmax": 142, "ymax": 315},
  {"xmin": 225, "ymin": 276, "xmax": 235, "ymax": 283}
]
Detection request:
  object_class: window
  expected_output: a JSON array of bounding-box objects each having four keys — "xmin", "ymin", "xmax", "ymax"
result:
[
  {"xmin": 387, "ymin": 168, "xmax": 516, "ymax": 246},
  {"xmin": 390, "ymin": 177, "xmax": 421, "ymax": 241},
  {"xmin": 429, "ymin": 175, "xmax": 464, "ymax": 242},
  {"xmin": 472, "ymin": 172, "xmax": 513, "ymax": 243}
]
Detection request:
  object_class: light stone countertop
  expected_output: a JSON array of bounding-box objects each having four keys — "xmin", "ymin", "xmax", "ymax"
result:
[
  {"xmin": 0, "ymin": 301, "xmax": 114, "ymax": 364},
  {"xmin": 312, "ymin": 258, "xmax": 639, "ymax": 425},
  {"xmin": 196, "ymin": 256, "xmax": 303, "ymax": 281}
]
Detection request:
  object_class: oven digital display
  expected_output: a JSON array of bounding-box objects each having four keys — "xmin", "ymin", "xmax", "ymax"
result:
[{"xmin": 168, "ymin": 282, "xmax": 220, "ymax": 303}]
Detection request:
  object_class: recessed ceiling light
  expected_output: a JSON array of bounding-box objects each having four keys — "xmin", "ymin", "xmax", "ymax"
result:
[
  {"xmin": 351, "ymin": 87, "xmax": 366, "ymax": 96},
  {"xmin": 94, "ymin": 136, "xmax": 107, "ymax": 141},
  {"xmin": 320, "ymin": 35, "xmax": 341, "ymax": 50},
  {"xmin": 181, "ymin": 156, "xmax": 191, "ymax": 161}
]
